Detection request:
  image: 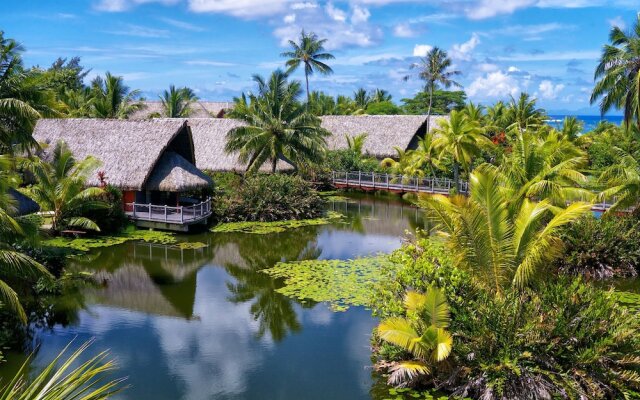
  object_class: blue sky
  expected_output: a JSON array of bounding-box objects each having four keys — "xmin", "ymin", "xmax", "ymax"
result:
[{"xmin": 2, "ymin": 1, "xmax": 638, "ymax": 113}]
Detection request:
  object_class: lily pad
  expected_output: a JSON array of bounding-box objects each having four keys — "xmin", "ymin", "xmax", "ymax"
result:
[{"xmin": 211, "ymin": 212, "xmax": 345, "ymax": 234}]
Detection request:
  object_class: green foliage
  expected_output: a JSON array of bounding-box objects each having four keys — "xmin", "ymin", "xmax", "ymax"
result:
[
  {"xmin": 80, "ymin": 185, "xmax": 128, "ymax": 234},
  {"xmin": 556, "ymin": 214, "xmax": 640, "ymax": 279},
  {"xmin": 43, "ymin": 226, "xmax": 176, "ymax": 252},
  {"xmin": 211, "ymin": 211, "xmax": 343, "ymax": 234},
  {"xmin": 158, "ymin": 85, "xmax": 197, "ymax": 117},
  {"xmin": 26, "ymin": 141, "xmax": 107, "ymax": 234},
  {"xmin": 420, "ymin": 168, "xmax": 592, "ymax": 295},
  {"xmin": 225, "ymin": 70, "xmax": 330, "ymax": 172},
  {"xmin": 89, "ymin": 72, "xmax": 144, "ymax": 119},
  {"xmin": 214, "ymin": 173, "xmax": 325, "ymax": 222},
  {"xmin": 591, "ymin": 14, "xmax": 640, "ymax": 128},
  {"xmin": 366, "ymin": 101, "xmax": 401, "ymax": 115},
  {"xmin": 371, "ymin": 238, "xmax": 640, "ymax": 399},
  {"xmin": 401, "ymin": 90, "xmax": 466, "ymax": 115},
  {"xmin": 263, "ymin": 255, "xmax": 396, "ymax": 311},
  {"xmin": 0, "ymin": 340, "xmax": 126, "ymax": 399}
]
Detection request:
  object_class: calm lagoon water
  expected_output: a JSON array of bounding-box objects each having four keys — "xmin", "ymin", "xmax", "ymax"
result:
[{"xmin": 2, "ymin": 194, "xmax": 429, "ymax": 400}]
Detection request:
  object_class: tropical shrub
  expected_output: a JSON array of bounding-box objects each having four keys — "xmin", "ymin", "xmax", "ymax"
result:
[
  {"xmin": 555, "ymin": 214, "xmax": 640, "ymax": 279},
  {"xmin": 214, "ymin": 173, "xmax": 324, "ymax": 222},
  {"xmin": 371, "ymin": 238, "xmax": 640, "ymax": 399},
  {"xmin": 80, "ymin": 185, "xmax": 127, "ymax": 234}
]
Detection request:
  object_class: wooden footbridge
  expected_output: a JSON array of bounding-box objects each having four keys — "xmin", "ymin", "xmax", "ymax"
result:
[{"xmin": 331, "ymin": 171, "xmax": 621, "ymax": 214}]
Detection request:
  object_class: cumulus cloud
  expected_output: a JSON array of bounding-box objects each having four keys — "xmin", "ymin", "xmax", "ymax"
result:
[
  {"xmin": 187, "ymin": 0, "xmax": 295, "ymax": 17},
  {"xmin": 467, "ymin": 71, "xmax": 521, "ymax": 98},
  {"xmin": 538, "ymin": 80, "xmax": 565, "ymax": 99},
  {"xmin": 393, "ymin": 23, "xmax": 416, "ymax": 38},
  {"xmin": 449, "ymin": 33, "xmax": 480, "ymax": 61},
  {"xmin": 413, "ymin": 44, "xmax": 433, "ymax": 57},
  {"xmin": 273, "ymin": 3, "xmax": 382, "ymax": 49}
]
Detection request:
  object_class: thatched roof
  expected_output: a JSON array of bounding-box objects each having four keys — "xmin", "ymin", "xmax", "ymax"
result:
[
  {"xmin": 129, "ymin": 101, "xmax": 233, "ymax": 120},
  {"xmin": 188, "ymin": 118, "xmax": 293, "ymax": 172},
  {"xmin": 188, "ymin": 115, "xmax": 447, "ymax": 171},
  {"xmin": 9, "ymin": 189, "xmax": 40, "ymax": 216},
  {"xmin": 32, "ymin": 118, "xmax": 208, "ymax": 191},
  {"xmin": 321, "ymin": 115, "xmax": 446, "ymax": 158},
  {"xmin": 145, "ymin": 151, "xmax": 213, "ymax": 192}
]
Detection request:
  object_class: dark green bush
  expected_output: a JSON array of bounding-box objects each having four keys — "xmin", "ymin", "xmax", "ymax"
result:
[
  {"xmin": 80, "ymin": 185, "xmax": 127, "ymax": 234},
  {"xmin": 556, "ymin": 214, "xmax": 640, "ymax": 279},
  {"xmin": 371, "ymin": 238, "xmax": 640, "ymax": 399},
  {"xmin": 214, "ymin": 173, "xmax": 324, "ymax": 222}
]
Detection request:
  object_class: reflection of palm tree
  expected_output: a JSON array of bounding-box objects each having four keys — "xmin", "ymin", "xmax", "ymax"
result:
[{"xmin": 222, "ymin": 227, "xmax": 321, "ymax": 341}]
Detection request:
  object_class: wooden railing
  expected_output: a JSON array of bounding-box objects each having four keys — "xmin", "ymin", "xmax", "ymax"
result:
[
  {"xmin": 125, "ymin": 197, "xmax": 212, "ymax": 224},
  {"xmin": 331, "ymin": 171, "xmax": 469, "ymax": 194}
]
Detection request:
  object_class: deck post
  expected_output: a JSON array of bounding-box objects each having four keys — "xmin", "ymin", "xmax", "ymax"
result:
[
  {"xmin": 358, "ymin": 171, "xmax": 361, "ymax": 187},
  {"xmin": 164, "ymin": 205, "xmax": 167, "ymax": 222},
  {"xmin": 180, "ymin": 206, "xmax": 184, "ymax": 223},
  {"xmin": 200, "ymin": 202, "xmax": 203, "ymax": 217},
  {"xmin": 386, "ymin": 173, "xmax": 389, "ymax": 189},
  {"xmin": 148, "ymin": 203, "xmax": 152, "ymax": 220},
  {"xmin": 132, "ymin": 203, "xmax": 136, "ymax": 218}
]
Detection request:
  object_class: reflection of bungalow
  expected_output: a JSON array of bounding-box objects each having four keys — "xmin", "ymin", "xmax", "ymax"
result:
[
  {"xmin": 32, "ymin": 119, "xmax": 213, "ymax": 232},
  {"xmin": 187, "ymin": 115, "xmax": 447, "ymax": 172}
]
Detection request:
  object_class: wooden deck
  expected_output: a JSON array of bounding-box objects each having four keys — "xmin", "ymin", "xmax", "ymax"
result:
[
  {"xmin": 332, "ymin": 171, "xmax": 623, "ymax": 213},
  {"xmin": 125, "ymin": 198, "xmax": 212, "ymax": 231}
]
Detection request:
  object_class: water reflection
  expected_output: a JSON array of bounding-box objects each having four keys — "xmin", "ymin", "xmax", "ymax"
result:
[{"xmin": 5, "ymin": 195, "xmax": 428, "ymax": 400}]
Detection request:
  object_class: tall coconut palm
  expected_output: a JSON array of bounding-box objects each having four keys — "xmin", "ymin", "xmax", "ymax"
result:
[
  {"xmin": 28, "ymin": 141, "xmax": 107, "ymax": 233},
  {"xmin": 225, "ymin": 70, "xmax": 330, "ymax": 173},
  {"xmin": 505, "ymin": 93, "xmax": 546, "ymax": 131},
  {"xmin": 591, "ymin": 15, "xmax": 640, "ymax": 129},
  {"xmin": 0, "ymin": 155, "xmax": 52, "ymax": 323},
  {"xmin": 159, "ymin": 85, "xmax": 198, "ymax": 118},
  {"xmin": 377, "ymin": 287, "xmax": 453, "ymax": 387},
  {"xmin": 406, "ymin": 47, "xmax": 461, "ymax": 133},
  {"xmin": 281, "ymin": 30, "xmax": 334, "ymax": 103},
  {"xmin": 420, "ymin": 167, "xmax": 592, "ymax": 295},
  {"xmin": 90, "ymin": 72, "xmax": 143, "ymax": 119},
  {"xmin": 431, "ymin": 110, "xmax": 492, "ymax": 192}
]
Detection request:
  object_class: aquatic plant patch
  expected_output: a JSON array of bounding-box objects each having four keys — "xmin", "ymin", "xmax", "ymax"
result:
[
  {"xmin": 211, "ymin": 212, "xmax": 345, "ymax": 234},
  {"xmin": 43, "ymin": 228, "xmax": 177, "ymax": 252},
  {"xmin": 176, "ymin": 242, "xmax": 208, "ymax": 250},
  {"xmin": 262, "ymin": 255, "xmax": 397, "ymax": 311}
]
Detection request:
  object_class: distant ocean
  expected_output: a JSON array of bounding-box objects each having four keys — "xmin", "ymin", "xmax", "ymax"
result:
[{"xmin": 546, "ymin": 115, "xmax": 624, "ymax": 133}]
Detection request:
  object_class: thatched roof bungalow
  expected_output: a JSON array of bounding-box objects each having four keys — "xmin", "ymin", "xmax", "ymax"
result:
[
  {"xmin": 187, "ymin": 115, "xmax": 447, "ymax": 172},
  {"xmin": 32, "ymin": 119, "xmax": 213, "ymax": 230}
]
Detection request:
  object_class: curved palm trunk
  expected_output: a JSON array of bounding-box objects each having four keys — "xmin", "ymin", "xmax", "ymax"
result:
[
  {"xmin": 305, "ymin": 71, "xmax": 310, "ymax": 105},
  {"xmin": 426, "ymin": 84, "xmax": 434, "ymax": 134}
]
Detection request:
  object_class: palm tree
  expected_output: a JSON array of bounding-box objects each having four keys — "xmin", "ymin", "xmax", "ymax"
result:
[
  {"xmin": 420, "ymin": 167, "xmax": 592, "ymax": 295},
  {"xmin": 406, "ymin": 47, "xmax": 461, "ymax": 133},
  {"xmin": 485, "ymin": 101, "xmax": 509, "ymax": 135},
  {"xmin": 353, "ymin": 88, "xmax": 371, "ymax": 111},
  {"xmin": 500, "ymin": 129, "xmax": 591, "ymax": 207},
  {"xmin": 461, "ymin": 102, "xmax": 484, "ymax": 125},
  {"xmin": 561, "ymin": 116, "xmax": 583, "ymax": 140},
  {"xmin": 281, "ymin": 30, "xmax": 334, "ymax": 103},
  {"xmin": 598, "ymin": 147, "xmax": 640, "ymax": 212},
  {"xmin": 371, "ymin": 88, "xmax": 392, "ymax": 103},
  {"xmin": 159, "ymin": 85, "xmax": 198, "ymax": 117},
  {"xmin": 377, "ymin": 287, "xmax": 453, "ymax": 387},
  {"xmin": 225, "ymin": 70, "xmax": 330, "ymax": 173},
  {"xmin": 345, "ymin": 133, "xmax": 367, "ymax": 155},
  {"xmin": 591, "ymin": 15, "xmax": 640, "ymax": 129},
  {"xmin": 408, "ymin": 134, "xmax": 442, "ymax": 177},
  {"xmin": 0, "ymin": 31, "xmax": 59, "ymax": 153},
  {"xmin": 505, "ymin": 93, "xmax": 546, "ymax": 131},
  {"xmin": 431, "ymin": 110, "xmax": 492, "ymax": 192},
  {"xmin": 90, "ymin": 72, "xmax": 143, "ymax": 119},
  {"xmin": 0, "ymin": 155, "xmax": 52, "ymax": 323},
  {"xmin": 1, "ymin": 340, "xmax": 126, "ymax": 399},
  {"xmin": 28, "ymin": 141, "xmax": 107, "ymax": 233}
]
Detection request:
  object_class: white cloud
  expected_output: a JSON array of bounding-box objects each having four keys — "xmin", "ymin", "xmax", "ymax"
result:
[
  {"xmin": 467, "ymin": 71, "xmax": 521, "ymax": 98},
  {"xmin": 449, "ymin": 33, "xmax": 480, "ymax": 61},
  {"xmin": 467, "ymin": 0, "xmax": 535, "ymax": 20},
  {"xmin": 187, "ymin": 0, "xmax": 295, "ymax": 17},
  {"xmin": 104, "ymin": 24, "xmax": 170, "ymax": 38},
  {"xmin": 326, "ymin": 3, "xmax": 347, "ymax": 22},
  {"xmin": 94, "ymin": 0, "xmax": 179, "ymax": 12},
  {"xmin": 158, "ymin": 17, "xmax": 206, "ymax": 31},
  {"xmin": 478, "ymin": 63, "xmax": 499, "ymax": 72},
  {"xmin": 507, "ymin": 66, "xmax": 521, "ymax": 72},
  {"xmin": 291, "ymin": 1, "xmax": 317, "ymax": 9},
  {"xmin": 351, "ymin": 5, "xmax": 371, "ymax": 24},
  {"xmin": 392, "ymin": 23, "xmax": 416, "ymax": 38},
  {"xmin": 413, "ymin": 44, "xmax": 433, "ymax": 57},
  {"xmin": 283, "ymin": 13, "xmax": 296, "ymax": 23},
  {"xmin": 538, "ymin": 80, "xmax": 565, "ymax": 99},
  {"xmin": 495, "ymin": 50, "xmax": 600, "ymax": 62},
  {"xmin": 185, "ymin": 60, "xmax": 238, "ymax": 67},
  {"xmin": 608, "ymin": 16, "xmax": 626, "ymax": 30}
]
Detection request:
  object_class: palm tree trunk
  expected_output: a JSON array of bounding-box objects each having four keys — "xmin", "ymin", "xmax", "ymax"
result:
[
  {"xmin": 305, "ymin": 71, "xmax": 310, "ymax": 105},
  {"xmin": 272, "ymin": 158, "xmax": 277, "ymax": 173},
  {"xmin": 453, "ymin": 160, "xmax": 460, "ymax": 194},
  {"xmin": 426, "ymin": 84, "xmax": 434, "ymax": 135}
]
